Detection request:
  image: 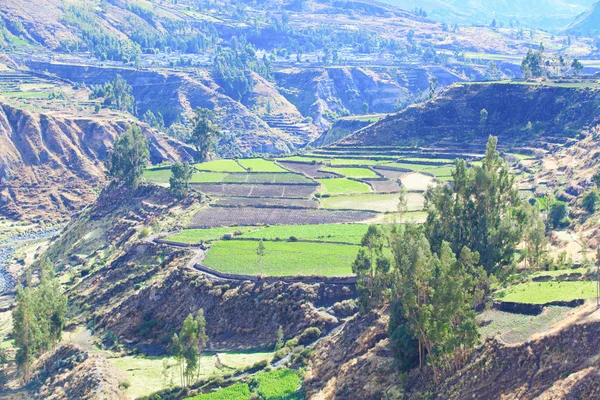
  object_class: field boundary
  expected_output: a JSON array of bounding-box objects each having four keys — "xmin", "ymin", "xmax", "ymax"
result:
[
  {"xmin": 193, "ymin": 263, "xmax": 357, "ymax": 285},
  {"xmin": 492, "ymin": 299, "xmax": 585, "ymax": 315},
  {"xmin": 190, "ymin": 181, "xmax": 318, "ymax": 187}
]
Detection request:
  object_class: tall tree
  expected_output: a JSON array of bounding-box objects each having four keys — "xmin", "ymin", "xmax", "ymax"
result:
[
  {"xmin": 523, "ymin": 204, "xmax": 548, "ymax": 270},
  {"xmin": 352, "ymin": 225, "xmax": 390, "ymax": 312},
  {"xmin": 109, "ymin": 125, "xmax": 150, "ymax": 189},
  {"xmin": 188, "ymin": 107, "xmax": 218, "ymax": 163},
  {"xmin": 169, "ymin": 162, "xmax": 193, "ymax": 198},
  {"xmin": 571, "ymin": 58, "xmax": 584, "ymax": 76},
  {"xmin": 12, "ymin": 264, "xmax": 67, "ymax": 382},
  {"xmin": 389, "ymin": 226, "xmax": 478, "ymax": 382},
  {"xmin": 424, "ymin": 136, "xmax": 523, "ymax": 278},
  {"xmin": 521, "ymin": 48, "xmax": 545, "ymax": 79},
  {"xmin": 170, "ymin": 311, "xmax": 208, "ymax": 388}
]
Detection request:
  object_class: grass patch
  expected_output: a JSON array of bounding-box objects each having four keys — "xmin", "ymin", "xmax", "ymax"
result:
[
  {"xmin": 321, "ymin": 193, "xmax": 424, "ymax": 213},
  {"xmin": 165, "ymin": 227, "xmax": 258, "ymax": 244},
  {"xmin": 194, "ymin": 160, "xmax": 247, "ymax": 172},
  {"xmin": 321, "ymin": 167, "xmax": 379, "ymax": 179},
  {"xmin": 242, "ymin": 223, "xmax": 369, "ymax": 244},
  {"xmin": 317, "ymin": 178, "xmax": 371, "ymax": 195},
  {"xmin": 114, "ymin": 350, "xmax": 274, "ymax": 399},
  {"xmin": 186, "ymin": 383, "xmax": 250, "ymax": 400},
  {"xmin": 495, "ymin": 281, "xmax": 599, "ymax": 304},
  {"xmin": 204, "ymin": 240, "xmax": 358, "ymax": 276},
  {"xmin": 237, "ymin": 158, "xmax": 288, "ymax": 172},
  {"xmin": 253, "ymin": 369, "xmax": 302, "ymax": 399},
  {"xmin": 143, "ymin": 168, "xmax": 172, "ymax": 184}
]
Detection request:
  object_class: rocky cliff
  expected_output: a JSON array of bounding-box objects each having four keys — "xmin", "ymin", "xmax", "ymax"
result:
[{"xmin": 0, "ymin": 103, "xmax": 193, "ymax": 221}]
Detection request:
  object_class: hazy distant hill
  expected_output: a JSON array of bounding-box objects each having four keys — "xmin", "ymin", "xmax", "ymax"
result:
[
  {"xmin": 564, "ymin": 1, "xmax": 600, "ymax": 34},
  {"xmin": 381, "ymin": 0, "xmax": 597, "ymax": 29}
]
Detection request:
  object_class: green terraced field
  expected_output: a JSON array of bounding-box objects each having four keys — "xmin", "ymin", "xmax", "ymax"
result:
[
  {"xmin": 194, "ymin": 160, "xmax": 247, "ymax": 172},
  {"xmin": 322, "ymin": 167, "xmax": 379, "ymax": 179},
  {"xmin": 381, "ymin": 162, "xmax": 454, "ymax": 177},
  {"xmin": 317, "ymin": 178, "xmax": 371, "ymax": 195},
  {"xmin": 278, "ymin": 156, "xmax": 384, "ymax": 166},
  {"xmin": 321, "ymin": 193, "xmax": 424, "ymax": 213},
  {"xmin": 186, "ymin": 369, "xmax": 301, "ymax": 400},
  {"xmin": 143, "ymin": 167, "xmax": 172, "ymax": 184},
  {"xmin": 189, "ymin": 172, "xmax": 229, "ymax": 183},
  {"xmin": 495, "ymin": 281, "xmax": 598, "ymax": 304},
  {"xmin": 238, "ymin": 158, "xmax": 288, "ymax": 172},
  {"xmin": 186, "ymin": 383, "xmax": 250, "ymax": 400},
  {"xmin": 253, "ymin": 369, "xmax": 302, "ymax": 399},
  {"xmin": 165, "ymin": 227, "xmax": 258, "ymax": 244},
  {"xmin": 242, "ymin": 223, "xmax": 369, "ymax": 244},
  {"xmin": 204, "ymin": 240, "xmax": 358, "ymax": 276},
  {"xmin": 145, "ymin": 169, "xmax": 230, "ymax": 184}
]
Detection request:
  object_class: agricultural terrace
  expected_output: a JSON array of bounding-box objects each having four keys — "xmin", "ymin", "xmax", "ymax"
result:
[
  {"xmin": 495, "ymin": 281, "xmax": 599, "ymax": 304},
  {"xmin": 203, "ymin": 240, "xmax": 358, "ymax": 276},
  {"xmin": 166, "ymin": 223, "xmax": 370, "ymax": 245},
  {"xmin": 150, "ymin": 147, "xmax": 492, "ymax": 278},
  {"xmin": 186, "ymin": 368, "xmax": 302, "ymax": 400}
]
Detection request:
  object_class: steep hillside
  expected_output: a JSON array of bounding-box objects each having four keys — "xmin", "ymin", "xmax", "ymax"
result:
[
  {"xmin": 311, "ymin": 115, "xmax": 383, "ymax": 147},
  {"xmin": 304, "ymin": 310, "xmax": 400, "ymax": 399},
  {"xmin": 565, "ymin": 1, "xmax": 600, "ymax": 34},
  {"xmin": 34, "ymin": 345, "xmax": 128, "ymax": 400},
  {"xmin": 340, "ymin": 82, "xmax": 600, "ymax": 149},
  {"xmin": 274, "ymin": 66, "xmax": 464, "ymax": 131},
  {"xmin": 25, "ymin": 61, "xmax": 317, "ymax": 154},
  {"xmin": 0, "ymin": 103, "xmax": 193, "ymax": 222},
  {"xmin": 42, "ymin": 183, "xmax": 354, "ymax": 353},
  {"xmin": 382, "ymin": 0, "xmax": 596, "ymax": 29},
  {"xmin": 304, "ymin": 305, "xmax": 600, "ymax": 399}
]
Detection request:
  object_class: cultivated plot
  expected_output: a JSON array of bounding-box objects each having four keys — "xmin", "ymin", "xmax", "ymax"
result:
[
  {"xmin": 237, "ymin": 158, "xmax": 288, "ymax": 172},
  {"xmin": 317, "ymin": 178, "xmax": 371, "ymax": 195},
  {"xmin": 203, "ymin": 240, "xmax": 358, "ymax": 276},
  {"xmin": 189, "ymin": 207, "xmax": 375, "ymax": 227},
  {"xmin": 321, "ymin": 193, "xmax": 424, "ymax": 213}
]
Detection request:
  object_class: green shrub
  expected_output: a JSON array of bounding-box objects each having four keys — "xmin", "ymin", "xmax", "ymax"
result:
[
  {"xmin": 582, "ymin": 190, "xmax": 599, "ymax": 213},
  {"xmin": 139, "ymin": 227, "xmax": 151, "ymax": 239},
  {"xmin": 549, "ymin": 201, "xmax": 569, "ymax": 228},
  {"xmin": 297, "ymin": 327, "xmax": 322, "ymax": 345}
]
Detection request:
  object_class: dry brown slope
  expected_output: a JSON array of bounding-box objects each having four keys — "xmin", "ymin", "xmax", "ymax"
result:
[
  {"xmin": 34, "ymin": 344, "xmax": 129, "ymax": 400},
  {"xmin": 304, "ymin": 305, "xmax": 600, "ymax": 400},
  {"xmin": 0, "ymin": 103, "xmax": 193, "ymax": 221}
]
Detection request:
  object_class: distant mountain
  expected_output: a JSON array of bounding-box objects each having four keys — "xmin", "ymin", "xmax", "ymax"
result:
[
  {"xmin": 380, "ymin": 0, "xmax": 597, "ymax": 29},
  {"xmin": 564, "ymin": 1, "xmax": 600, "ymax": 34}
]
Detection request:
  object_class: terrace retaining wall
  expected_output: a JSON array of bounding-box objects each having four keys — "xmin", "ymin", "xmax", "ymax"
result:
[
  {"xmin": 493, "ymin": 299, "xmax": 585, "ymax": 315},
  {"xmin": 193, "ymin": 263, "xmax": 357, "ymax": 286}
]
